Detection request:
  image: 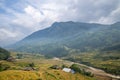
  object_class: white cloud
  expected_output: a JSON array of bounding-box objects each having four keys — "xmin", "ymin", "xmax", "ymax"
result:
[
  {"xmin": 12, "ymin": 5, "xmax": 50, "ymax": 31},
  {"xmin": 0, "ymin": 28, "xmax": 24, "ymax": 46},
  {"xmin": 0, "ymin": 28, "xmax": 23, "ymax": 40},
  {"xmin": 0, "ymin": 0, "xmax": 120, "ymax": 46},
  {"xmin": 92, "ymin": 5, "xmax": 120, "ymax": 24},
  {"xmin": 0, "ymin": 29, "xmax": 17, "ymax": 38},
  {"xmin": 24, "ymin": 5, "xmax": 44, "ymax": 22}
]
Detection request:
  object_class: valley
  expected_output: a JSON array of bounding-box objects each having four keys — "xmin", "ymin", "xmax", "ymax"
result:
[
  {"xmin": 0, "ymin": 0, "xmax": 120, "ymax": 80},
  {"xmin": 64, "ymin": 51, "xmax": 120, "ymax": 76},
  {"xmin": 9, "ymin": 22, "xmax": 120, "ymax": 58},
  {"xmin": 0, "ymin": 21, "xmax": 120, "ymax": 80},
  {"xmin": 0, "ymin": 52, "xmax": 96, "ymax": 80},
  {"xmin": 0, "ymin": 51, "xmax": 120, "ymax": 80}
]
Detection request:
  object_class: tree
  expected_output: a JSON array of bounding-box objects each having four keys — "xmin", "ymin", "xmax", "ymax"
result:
[
  {"xmin": 70, "ymin": 64, "xmax": 81, "ymax": 73},
  {"xmin": 0, "ymin": 63, "xmax": 10, "ymax": 71},
  {"xmin": 16, "ymin": 54, "xmax": 23, "ymax": 59},
  {"xmin": 0, "ymin": 47, "xmax": 10, "ymax": 60},
  {"xmin": 28, "ymin": 63, "xmax": 35, "ymax": 68},
  {"xmin": 62, "ymin": 64, "xmax": 68, "ymax": 68},
  {"xmin": 70, "ymin": 64, "xmax": 94, "ymax": 77}
]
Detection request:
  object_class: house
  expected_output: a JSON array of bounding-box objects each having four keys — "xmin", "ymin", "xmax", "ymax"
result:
[
  {"xmin": 62, "ymin": 68, "xmax": 75, "ymax": 74},
  {"xmin": 7, "ymin": 56, "xmax": 16, "ymax": 62}
]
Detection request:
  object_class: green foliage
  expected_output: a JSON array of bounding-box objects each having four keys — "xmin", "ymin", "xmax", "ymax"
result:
[
  {"xmin": 0, "ymin": 63, "xmax": 10, "ymax": 71},
  {"xmin": 11, "ymin": 22, "xmax": 120, "ymax": 58},
  {"xmin": 0, "ymin": 47, "xmax": 10, "ymax": 60},
  {"xmin": 50, "ymin": 65, "xmax": 60, "ymax": 69},
  {"xmin": 70, "ymin": 64, "xmax": 81, "ymax": 73},
  {"xmin": 65, "ymin": 51, "xmax": 120, "ymax": 75},
  {"xmin": 100, "ymin": 66, "xmax": 120, "ymax": 75},
  {"xmin": 70, "ymin": 64, "xmax": 93, "ymax": 77},
  {"xmin": 83, "ymin": 70, "xmax": 94, "ymax": 77},
  {"xmin": 62, "ymin": 64, "xmax": 68, "ymax": 68},
  {"xmin": 28, "ymin": 63, "xmax": 35, "ymax": 68},
  {"xmin": 16, "ymin": 54, "xmax": 23, "ymax": 59},
  {"xmin": 94, "ymin": 51, "xmax": 120, "ymax": 61}
]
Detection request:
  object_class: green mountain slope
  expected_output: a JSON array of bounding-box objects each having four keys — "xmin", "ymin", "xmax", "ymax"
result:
[
  {"xmin": 0, "ymin": 47, "xmax": 10, "ymax": 60},
  {"xmin": 10, "ymin": 21, "xmax": 120, "ymax": 57}
]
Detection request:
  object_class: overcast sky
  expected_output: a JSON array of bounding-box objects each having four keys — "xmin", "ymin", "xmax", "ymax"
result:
[{"xmin": 0, "ymin": 0, "xmax": 120, "ymax": 46}]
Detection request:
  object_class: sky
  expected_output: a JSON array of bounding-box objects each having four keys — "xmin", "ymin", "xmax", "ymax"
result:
[{"xmin": 0, "ymin": 0, "xmax": 120, "ymax": 46}]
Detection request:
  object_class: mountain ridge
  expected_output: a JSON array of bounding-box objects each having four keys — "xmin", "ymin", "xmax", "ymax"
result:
[{"xmin": 9, "ymin": 21, "xmax": 120, "ymax": 57}]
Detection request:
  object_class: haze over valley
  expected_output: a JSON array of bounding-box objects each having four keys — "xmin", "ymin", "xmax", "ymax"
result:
[{"xmin": 0, "ymin": 0, "xmax": 120, "ymax": 80}]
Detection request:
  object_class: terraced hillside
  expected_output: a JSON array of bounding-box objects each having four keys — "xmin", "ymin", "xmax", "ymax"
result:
[
  {"xmin": 0, "ymin": 52, "xmax": 96, "ymax": 80},
  {"xmin": 0, "ymin": 70, "xmax": 95, "ymax": 80}
]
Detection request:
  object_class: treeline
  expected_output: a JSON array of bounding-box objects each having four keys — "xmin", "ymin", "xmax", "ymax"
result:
[
  {"xmin": 0, "ymin": 63, "xmax": 10, "ymax": 71},
  {"xmin": 0, "ymin": 47, "xmax": 10, "ymax": 60},
  {"xmin": 100, "ymin": 67, "xmax": 120, "ymax": 75},
  {"xmin": 65, "ymin": 55, "xmax": 120, "ymax": 75},
  {"xmin": 94, "ymin": 51, "xmax": 120, "ymax": 61},
  {"xmin": 70, "ymin": 64, "xmax": 94, "ymax": 77}
]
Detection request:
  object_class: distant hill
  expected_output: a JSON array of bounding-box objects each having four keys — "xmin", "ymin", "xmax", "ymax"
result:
[
  {"xmin": 10, "ymin": 21, "xmax": 120, "ymax": 57},
  {"xmin": 102, "ymin": 44, "xmax": 120, "ymax": 51},
  {"xmin": 0, "ymin": 47, "xmax": 10, "ymax": 60}
]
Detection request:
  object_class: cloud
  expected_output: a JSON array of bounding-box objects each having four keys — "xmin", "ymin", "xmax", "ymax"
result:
[
  {"xmin": 24, "ymin": 6, "xmax": 43, "ymax": 22},
  {"xmin": 0, "ymin": 0, "xmax": 120, "ymax": 46},
  {"xmin": 0, "ymin": 28, "xmax": 24, "ymax": 46},
  {"xmin": 96, "ymin": 5, "xmax": 120, "ymax": 24},
  {"xmin": 0, "ymin": 28, "xmax": 18, "ymax": 38},
  {"xmin": 12, "ymin": 5, "xmax": 50, "ymax": 31}
]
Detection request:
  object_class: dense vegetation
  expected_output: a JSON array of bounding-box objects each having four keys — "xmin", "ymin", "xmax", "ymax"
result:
[
  {"xmin": 10, "ymin": 22, "xmax": 120, "ymax": 57},
  {"xmin": 0, "ymin": 47, "xmax": 10, "ymax": 60},
  {"xmin": 0, "ymin": 52, "xmax": 96, "ymax": 80},
  {"xmin": 8, "ymin": 21, "xmax": 120, "ymax": 76},
  {"xmin": 65, "ymin": 51, "xmax": 120, "ymax": 75},
  {"xmin": 0, "ymin": 63, "xmax": 10, "ymax": 71},
  {"xmin": 70, "ymin": 64, "xmax": 94, "ymax": 77}
]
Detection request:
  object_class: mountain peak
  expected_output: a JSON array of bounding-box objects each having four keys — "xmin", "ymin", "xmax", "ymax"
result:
[
  {"xmin": 10, "ymin": 21, "xmax": 120, "ymax": 57},
  {"xmin": 52, "ymin": 21, "xmax": 75, "ymax": 27}
]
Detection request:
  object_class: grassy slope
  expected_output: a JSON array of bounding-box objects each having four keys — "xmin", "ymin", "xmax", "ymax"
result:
[
  {"xmin": 64, "ymin": 51, "xmax": 120, "ymax": 75},
  {"xmin": 0, "ymin": 70, "xmax": 39, "ymax": 80},
  {"xmin": 0, "ymin": 70, "xmax": 95, "ymax": 80},
  {"xmin": 0, "ymin": 52, "xmax": 96, "ymax": 80}
]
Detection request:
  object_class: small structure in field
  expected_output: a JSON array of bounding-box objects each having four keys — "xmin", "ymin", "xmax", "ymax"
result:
[
  {"xmin": 50, "ymin": 65, "xmax": 61, "ymax": 70},
  {"xmin": 62, "ymin": 68, "xmax": 75, "ymax": 74},
  {"xmin": 24, "ymin": 67, "xmax": 34, "ymax": 71},
  {"xmin": 7, "ymin": 56, "xmax": 16, "ymax": 62},
  {"xmin": 53, "ymin": 57, "xmax": 61, "ymax": 61}
]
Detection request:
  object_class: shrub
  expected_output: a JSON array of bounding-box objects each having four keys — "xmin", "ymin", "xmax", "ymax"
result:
[
  {"xmin": 62, "ymin": 64, "xmax": 68, "ymax": 68},
  {"xmin": 0, "ymin": 47, "xmax": 10, "ymax": 60},
  {"xmin": 70, "ymin": 64, "xmax": 94, "ymax": 77},
  {"xmin": 70, "ymin": 64, "xmax": 81, "ymax": 73},
  {"xmin": 50, "ymin": 65, "xmax": 61, "ymax": 69},
  {"xmin": 28, "ymin": 63, "xmax": 35, "ymax": 67},
  {"xmin": 0, "ymin": 63, "xmax": 10, "ymax": 71},
  {"xmin": 16, "ymin": 54, "xmax": 23, "ymax": 59}
]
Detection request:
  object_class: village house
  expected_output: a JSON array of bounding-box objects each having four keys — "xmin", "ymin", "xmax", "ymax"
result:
[{"xmin": 62, "ymin": 68, "xmax": 75, "ymax": 74}]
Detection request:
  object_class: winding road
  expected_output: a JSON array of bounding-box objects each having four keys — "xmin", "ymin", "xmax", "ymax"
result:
[
  {"xmin": 53, "ymin": 57, "xmax": 120, "ymax": 80},
  {"xmin": 72, "ymin": 61, "xmax": 120, "ymax": 80}
]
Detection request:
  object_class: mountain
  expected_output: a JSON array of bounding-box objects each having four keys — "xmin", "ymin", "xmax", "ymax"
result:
[
  {"xmin": 10, "ymin": 21, "xmax": 120, "ymax": 57},
  {"xmin": 0, "ymin": 47, "xmax": 10, "ymax": 60}
]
